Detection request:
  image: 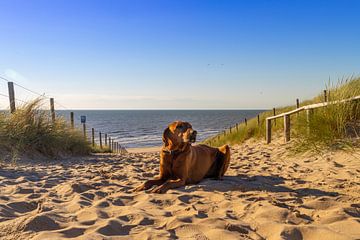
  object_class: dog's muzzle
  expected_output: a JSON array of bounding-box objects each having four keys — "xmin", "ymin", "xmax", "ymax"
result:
[{"xmin": 189, "ymin": 130, "xmax": 197, "ymax": 143}]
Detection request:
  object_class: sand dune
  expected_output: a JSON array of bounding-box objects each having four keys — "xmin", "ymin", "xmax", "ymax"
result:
[{"xmin": 0, "ymin": 139, "xmax": 359, "ymax": 239}]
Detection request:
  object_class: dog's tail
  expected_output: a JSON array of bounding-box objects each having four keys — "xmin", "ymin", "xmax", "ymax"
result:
[{"xmin": 218, "ymin": 145, "xmax": 231, "ymax": 177}]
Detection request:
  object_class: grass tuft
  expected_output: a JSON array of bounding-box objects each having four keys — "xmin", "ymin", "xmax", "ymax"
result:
[{"xmin": 0, "ymin": 98, "xmax": 91, "ymax": 160}]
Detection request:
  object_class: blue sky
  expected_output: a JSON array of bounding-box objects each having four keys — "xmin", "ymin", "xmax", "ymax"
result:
[{"xmin": 0, "ymin": 0, "xmax": 359, "ymax": 109}]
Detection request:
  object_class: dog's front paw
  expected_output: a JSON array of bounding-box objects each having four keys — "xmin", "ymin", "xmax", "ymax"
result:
[
  {"xmin": 133, "ymin": 184, "xmax": 145, "ymax": 192},
  {"xmin": 150, "ymin": 185, "xmax": 168, "ymax": 194}
]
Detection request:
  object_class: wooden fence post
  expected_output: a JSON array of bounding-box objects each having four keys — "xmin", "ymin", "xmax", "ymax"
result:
[
  {"xmin": 99, "ymin": 132, "xmax": 103, "ymax": 149},
  {"xmin": 70, "ymin": 112, "xmax": 74, "ymax": 128},
  {"xmin": 245, "ymin": 118, "xmax": 247, "ymax": 126},
  {"xmin": 257, "ymin": 115, "xmax": 260, "ymax": 126},
  {"xmin": 284, "ymin": 114, "xmax": 290, "ymax": 142},
  {"xmin": 236, "ymin": 123, "xmax": 238, "ymax": 131},
  {"xmin": 91, "ymin": 128, "xmax": 95, "ymax": 147},
  {"xmin": 296, "ymin": 99, "xmax": 300, "ymax": 108},
  {"xmin": 266, "ymin": 118, "xmax": 271, "ymax": 144},
  {"xmin": 306, "ymin": 109, "xmax": 313, "ymax": 134},
  {"xmin": 7, "ymin": 82, "xmax": 16, "ymax": 113},
  {"xmin": 83, "ymin": 123, "xmax": 86, "ymax": 140},
  {"xmin": 108, "ymin": 137, "xmax": 112, "ymax": 151},
  {"xmin": 324, "ymin": 90, "xmax": 327, "ymax": 102},
  {"xmin": 229, "ymin": 126, "xmax": 232, "ymax": 133},
  {"xmin": 273, "ymin": 108, "xmax": 276, "ymax": 126},
  {"xmin": 50, "ymin": 98, "xmax": 55, "ymax": 122}
]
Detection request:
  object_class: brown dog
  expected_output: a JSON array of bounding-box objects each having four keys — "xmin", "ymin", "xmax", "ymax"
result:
[{"xmin": 134, "ymin": 121, "xmax": 230, "ymax": 193}]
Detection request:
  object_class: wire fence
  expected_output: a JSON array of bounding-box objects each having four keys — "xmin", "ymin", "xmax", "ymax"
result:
[{"xmin": 0, "ymin": 75, "xmax": 125, "ymax": 153}]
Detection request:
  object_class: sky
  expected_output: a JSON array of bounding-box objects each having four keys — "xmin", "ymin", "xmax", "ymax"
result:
[{"xmin": 0, "ymin": 0, "xmax": 359, "ymax": 109}]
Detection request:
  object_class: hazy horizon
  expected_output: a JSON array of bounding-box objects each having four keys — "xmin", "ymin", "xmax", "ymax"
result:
[{"xmin": 0, "ymin": 0, "xmax": 359, "ymax": 110}]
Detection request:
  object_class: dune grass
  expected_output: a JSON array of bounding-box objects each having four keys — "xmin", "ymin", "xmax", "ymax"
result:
[
  {"xmin": 204, "ymin": 77, "xmax": 360, "ymax": 151},
  {"xmin": 91, "ymin": 144, "xmax": 112, "ymax": 153},
  {"xmin": 0, "ymin": 98, "xmax": 91, "ymax": 160}
]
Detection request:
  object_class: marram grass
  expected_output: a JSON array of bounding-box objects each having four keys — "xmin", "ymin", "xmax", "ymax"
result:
[
  {"xmin": 204, "ymin": 77, "xmax": 360, "ymax": 152},
  {"xmin": 0, "ymin": 98, "xmax": 91, "ymax": 160}
]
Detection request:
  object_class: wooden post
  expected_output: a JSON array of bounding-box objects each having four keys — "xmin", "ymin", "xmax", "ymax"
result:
[
  {"xmin": 273, "ymin": 108, "xmax": 276, "ymax": 126},
  {"xmin": 296, "ymin": 99, "xmax": 300, "ymax": 108},
  {"xmin": 7, "ymin": 82, "xmax": 16, "ymax": 113},
  {"xmin": 266, "ymin": 118, "xmax": 271, "ymax": 144},
  {"xmin": 306, "ymin": 109, "xmax": 314, "ymax": 134},
  {"xmin": 236, "ymin": 123, "xmax": 238, "ymax": 131},
  {"xmin": 70, "ymin": 112, "xmax": 74, "ymax": 128},
  {"xmin": 105, "ymin": 134, "xmax": 108, "ymax": 146},
  {"xmin": 229, "ymin": 126, "xmax": 232, "ymax": 133},
  {"xmin": 99, "ymin": 132, "xmax": 103, "ymax": 149},
  {"xmin": 324, "ymin": 90, "xmax": 327, "ymax": 102},
  {"xmin": 245, "ymin": 118, "xmax": 247, "ymax": 126},
  {"xmin": 108, "ymin": 137, "xmax": 112, "ymax": 151},
  {"xmin": 257, "ymin": 115, "xmax": 260, "ymax": 126},
  {"xmin": 50, "ymin": 98, "xmax": 55, "ymax": 122},
  {"xmin": 284, "ymin": 114, "xmax": 290, "ymax": 142},
  {"xmin": 91, "ymin": 128, "xmax": 95, "ymax": 147},
  {"xmin": 83, "ymin": 123, "xmax": 86, "ymax": 140}
]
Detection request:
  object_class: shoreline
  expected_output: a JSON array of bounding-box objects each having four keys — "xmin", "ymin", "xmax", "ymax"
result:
[{"xmin": 126, "ymin": 146, "xmax": 161, "ymax": 153}]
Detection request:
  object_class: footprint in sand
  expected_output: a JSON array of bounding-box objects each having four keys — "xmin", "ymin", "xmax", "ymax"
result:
[
  {"xmin": 96, "ymin": 219, "xmax": 135, "ymax": 236},
  {"xmin": 118, "ymin": 214, "xmax": 155, "ymax": 226},
  {"xmin": 23, "ymin": 215, "xmax": 61, "ymax": 232},
  {"xmin": 178, "ymin": 194, "xmax": 203, "ymax": 204},
  {"xmin": 59, "ymin": 227, "xmax": 86, "ymax": 238},
  {"xmin": 7, "ymin": 201, "xmax": 38, "ymax": 213}
]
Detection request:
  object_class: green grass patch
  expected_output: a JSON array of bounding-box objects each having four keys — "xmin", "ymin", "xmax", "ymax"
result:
[
  {"xmin": 0, "ymin": 98, "xmax": 91, "ymax": 160},
  {"xmin": 204, "ymin": 77, "xmax": 360, "ymax": 152},
  {"xmin": 91, "ymin": 144, "xmax": 112, "ymax": 153}
]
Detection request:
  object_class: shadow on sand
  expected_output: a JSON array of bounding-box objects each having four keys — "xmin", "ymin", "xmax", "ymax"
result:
[{"xmin": 179, "ymin": 174, "xmax": 339, "ymax": 198}]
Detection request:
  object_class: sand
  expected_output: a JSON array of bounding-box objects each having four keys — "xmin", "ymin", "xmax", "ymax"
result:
[{"xmin": 0, "ymin": 139, "xmax": 360, "ymax": 240}]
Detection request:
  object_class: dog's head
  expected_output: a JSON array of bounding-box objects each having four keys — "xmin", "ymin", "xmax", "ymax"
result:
[{"xmin": 162, "ymin": 121, "xmax": 197, "ymax": 148}]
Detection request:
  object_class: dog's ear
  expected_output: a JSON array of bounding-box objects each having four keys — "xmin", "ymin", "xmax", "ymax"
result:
[{"xmin": 162, "ymin": 127, "xmax": 171, "ymax": 146}]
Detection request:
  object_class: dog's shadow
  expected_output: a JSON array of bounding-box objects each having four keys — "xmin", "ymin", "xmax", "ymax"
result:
[{"xmin": 178, "ymin": 174, "xmax": 339, "ymax": 198}]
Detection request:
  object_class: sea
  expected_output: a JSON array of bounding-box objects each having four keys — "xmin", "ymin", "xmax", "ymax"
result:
[{"xmin": 57, "ymin": 110, "xmax": 265, "ymax": 148}]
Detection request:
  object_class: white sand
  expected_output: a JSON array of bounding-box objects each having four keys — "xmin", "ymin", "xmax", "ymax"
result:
[{"xmin": 0, "ymin": 139, "xmax": 359, "ymax": 239}]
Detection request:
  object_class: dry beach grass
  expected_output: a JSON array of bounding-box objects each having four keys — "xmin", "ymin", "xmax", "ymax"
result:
[{"xmin": 1, "ymin": 138, "xmax": 359, "ymax": 240}]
